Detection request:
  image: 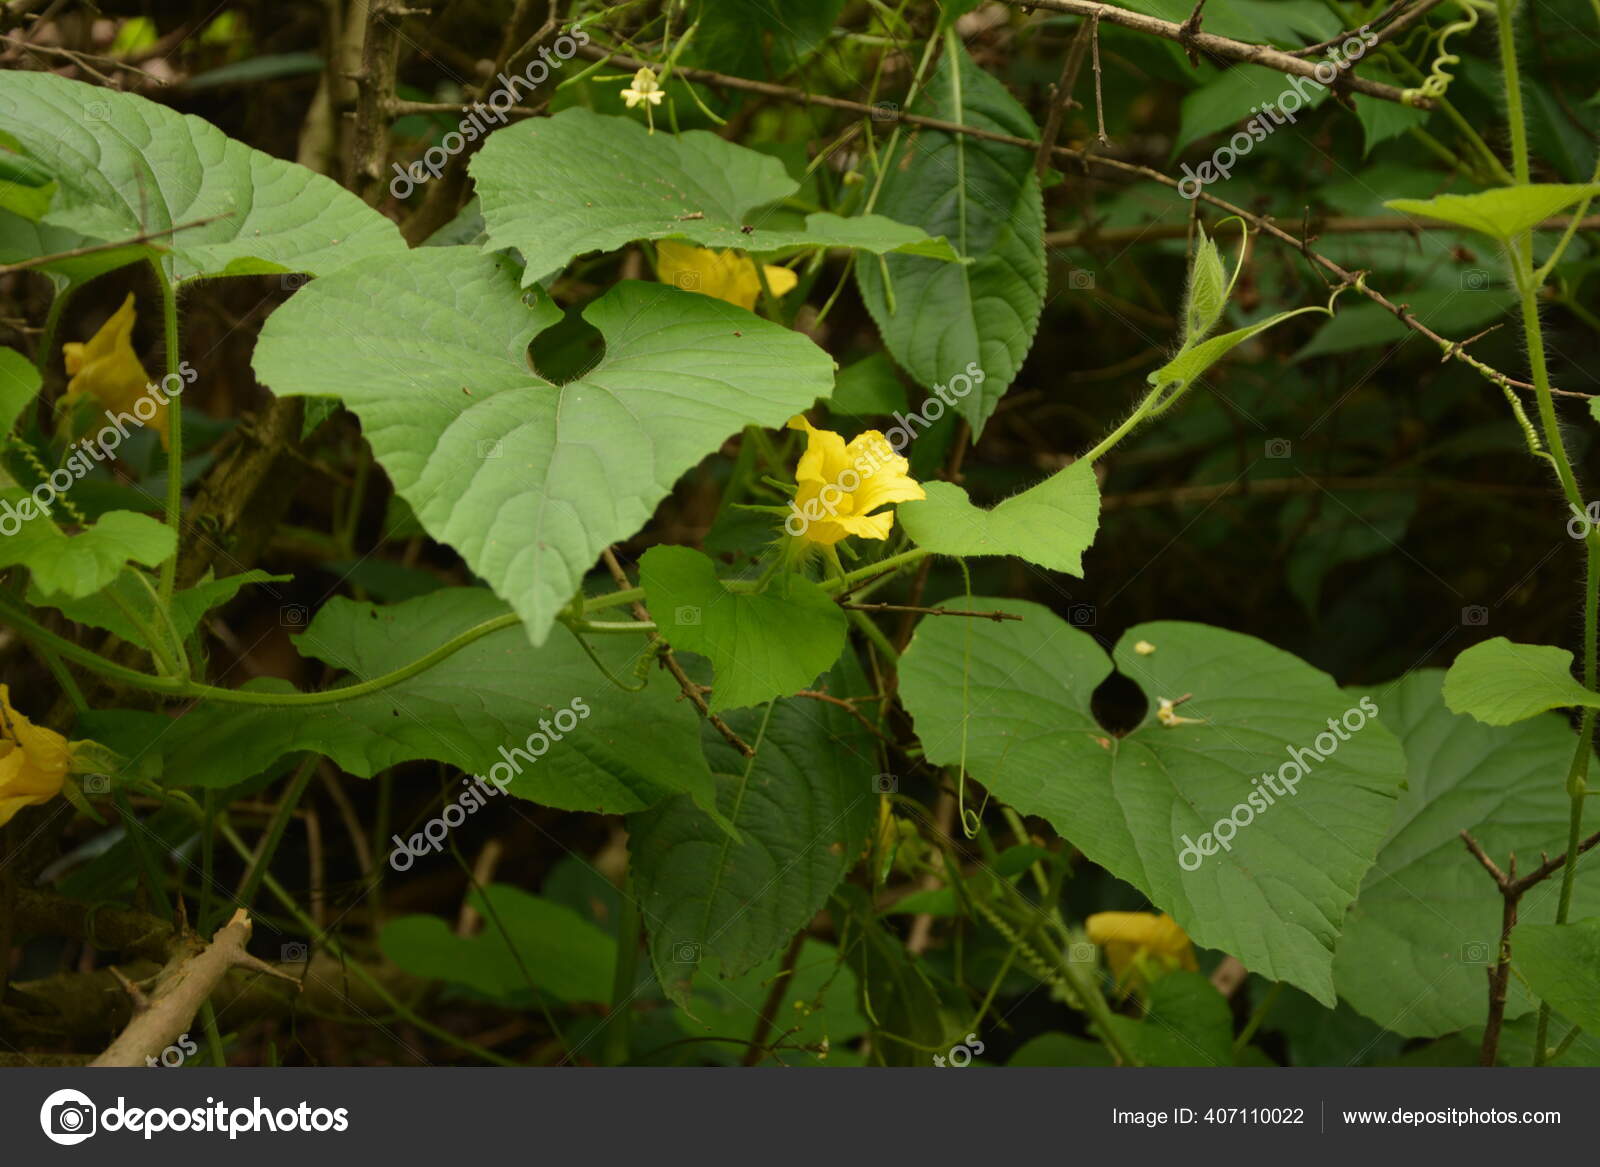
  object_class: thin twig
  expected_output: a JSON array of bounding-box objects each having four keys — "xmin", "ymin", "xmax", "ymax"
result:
[
  {"xmin": 599, "ymin": 548, "xmax": 754, "ymax": 758},
  {"xmin": 989, "ymin": 0, "xmax": 1427, "ymax": 105},
  {"xmin": 842, "ymin": 601, "xmax": 1022, "ymax": 621},
  {"xmin": 573, "ymin": 43, "xmax": 1528, "ymax": 399}
]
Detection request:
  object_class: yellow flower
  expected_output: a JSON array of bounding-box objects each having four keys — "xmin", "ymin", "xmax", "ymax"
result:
[
  {"xmin": 784, "ymin": 415, "xmax": 924, "ymax": 546},
  {"xmin": 1086, "ymin": 911, "xmax": 1198, "ymax": 990},
  {"xmin": 62, "ymin": 292, "xmax": 168, "ymax": 449},
  {"xmin": 0, "ymin": 684, "xmax": 72, "ymax": 827},
  {"xmin": 655, "ymin": 239, "xmax": 799, "ymax": 312},
  {"xmin": 620, "ymin": 66, "xmax": 665, "ymax": 108}
]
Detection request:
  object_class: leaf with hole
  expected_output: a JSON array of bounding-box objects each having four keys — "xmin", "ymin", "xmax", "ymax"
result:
[
  {"xmin": 253, "ymin": 247, "xmax": 835, "ymax": 646},
  {"xmin": 899, "ymin": 602, "xmax": 1408, "ymax": 1004}
]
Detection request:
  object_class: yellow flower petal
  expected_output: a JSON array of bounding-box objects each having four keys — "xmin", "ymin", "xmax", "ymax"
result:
[
  {"xmin": 656, "ymin": 240, "xmax": 796, "ymax": 311},
  {"xmin": 0, "ymin": 684, "xmax": 71, "ymax": 827},
  {"xmin": 1085, "ymin": 911, "xmax": 1197, "ymax": 987},
  {"xmin": 784, "ymin": 415, "xmax": 925, "ymax": 547},
  {"xmin": 62, "ymin": 293, "xmax": 168, "ymax": 449}
]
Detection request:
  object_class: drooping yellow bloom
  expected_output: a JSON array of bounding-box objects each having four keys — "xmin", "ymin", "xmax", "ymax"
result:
[
  {"xmin": 62, "ymin": 292, "xmax": 168, "ymax": 448},
  {"xmin": 784, "ymin": 415, "xmax": 924, "ymax": 547},
  {"xmin": 655, "ymin": 239, "xmax": 799, "ymax": 312},
  {"xmin": 1086, "ymin": 911, "xmax": 1198, "ymax": 990},
  {"xmin": 0, "ymin": 684, "xmax": 72, "ymax": 827}
]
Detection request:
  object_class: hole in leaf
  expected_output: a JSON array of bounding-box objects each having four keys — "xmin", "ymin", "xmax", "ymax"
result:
[
  {"xmin": 1090, "ymin": 669, "xmax": 1147, "ymax": 737},
  {"xmin": 527, "ymin": 306, "xmax": 605, "ymax": 385}
]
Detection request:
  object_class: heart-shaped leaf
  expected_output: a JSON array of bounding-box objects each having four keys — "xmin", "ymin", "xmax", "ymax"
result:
[
  {"xmin": 896, "ymin": 460, "xmax": 1100, "ymax": 575},
  {"xmin": 639, "ymin": 547, "xmax": 847, "ymax": 711},
  {"xmin": 1442, "ymin": 637, "xmax": 1600, "ymax": 725},
  {"xmin": 469, "ymin": 108, "xmax": 955, "ymax": 284},
  {"xmin": 899, "ymin": 601, "xmax": 1408, "ymax": 1004},
  {"xmin": 253, "ymin": 247, "xmax": 835, "ymax": 645},
  {"xmin": 1386, "ymin": 184, "xmax": 1600, "ymax": 242},
  {"xmin": 0, "ymin": 71, "xmax": 405, "ymax": 283}
]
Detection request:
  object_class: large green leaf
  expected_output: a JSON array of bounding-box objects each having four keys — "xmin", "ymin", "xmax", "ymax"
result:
[
  {"xmin": 630, "ymin": 683, "xmax": 878, "ymax": 1007},
  {"xmin": 1332, "ymin": 670, "xmax": 1600, "ymax": 1037},
  {"xmin": 1442, "ymin": 637, "xmax": 1600, "ymax": 725},
  {"xmin": 0, "ymin": 72, "xmax": 405, "ymax": 283},
  {"xmin": 896, "ymin": 460, "xmax": 1100, "ymax": 576},
  {"xmin": 638, "ymin": 548, "xmax": 847, "ymax": 712},
  {"xmin": 0, "ymin": 499, "xmax": 175, "ymax": 598},
  {"xmin": 380, "ymin": 885, "xmax": 616, "ymax": 1005},
  {"xmin": 86, "ymin": 588, "xmax": 724, "ymax": 822},
  {"xmin": 253, "ymin": 247, "xmax": 834, "ymax": 645},
  {"xmin": 899, "ymin": 601, "xmax": 1408, "ymax": 1004},
  {"xmin": 1511, "ymin": 919, "xmax": 1600, "ymax": 1037},
  {"xmin": 855, "ymin": 41, "xmax": 1046, "ymax": 436},
  {"xmin": 469, "ymin": 108, "xmax": 954, "ymax": 284},
  {"xmin": 1386, "ymin": 184, "xmax": 1600, "ymax": 242},
  {"xmin": 0, "ymin": 347, "xmax": 40, "ymax": 435}
]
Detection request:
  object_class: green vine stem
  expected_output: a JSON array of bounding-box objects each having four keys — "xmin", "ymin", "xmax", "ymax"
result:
[
  {"xmin": 1493, "ymin": 0, "xmax": 1594, "ymax": 1064},
  {"xmin": 0, "ymin": 595, "xmax": 521, "ymax": 707}
]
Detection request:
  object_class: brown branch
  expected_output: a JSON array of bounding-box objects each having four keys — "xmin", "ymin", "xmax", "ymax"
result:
[
  {"xmin": 1046, "ymin": 214, "xmax": 1600, "ymax": 247},
  {"xmin": 1460, "ymin": 826, "xmax": 1600, "ymax": 1066},
  {"xmin": 91, "ymin": 909, "xmax": 299, "ymax": 1067},
  {"xmin": 348, "ymin": 0, "xmax": 406, "ymax": 196},
  {"xmin": 1036, "ymin": 16, "xmax": 1095, "ymax": 178},
  {"xmin": 794, "ymin": 688, "xmax": 893, "ymax": 742},
  {"xmin": 599, "ymin": 548, "xmax": 754, "ymax": 758},
  {"xmin": 990, "ymin": 0, "xmax": 1428, "ymax": 106}
]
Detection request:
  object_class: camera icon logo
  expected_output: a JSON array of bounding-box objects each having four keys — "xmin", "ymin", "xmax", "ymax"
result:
[
  {"xmin": 671, "ymin": 940, "xmax": 701, "ymax": 963},
  {"xmin": 872, "ymin": 773, "xmax": 898, "ymax": 794},
  {"xmin": 1265, "ymin": 438, "xmax": 1292, "ymax": 458},
  {"xmin": 477, "ymin": 439, "xmax": 503, "ymax": 459},
  {"xmin": 1460, "ymin": 940, "xmax": 1492, "ymax": 964},
  {"xmin": 1460, "ymin": 269, "xmax": 1491, "ymax": 291},
  {"xmin": 1069, "ymin": 269, "xmax": 1095, "ymax": 290},
  {"xmin": 280, "ymin": 603, "xmax": 309, "ymax": 628},
  {"xmin": 40, "ymin": 1088, "xmax": 97, "ymax": 1145},
  {"xmin": 1068, "ymin": 941, "xmax": 1097, "ymax": 963},
  {"xmin": 1066, "ymin": 604, "xmax": 1096, "ymax": 627},
  {"xmin": 673, "ymin": 271, "xmax": 702, "ymax": 291},
  {"xmin": 871, "ymin": 101, "xmax": 900, "ymax": 123},
  {"xmin": 83, "ymin": 102, "xmax": 109, "ymax": 121},
  {"xmin": 674, "ymin": 605, "xmax": 701, "ymax": 626},
  {"xmin": 82, "ymin": 773, "xmax": 110, "ymax": 795},
  {"xmin": 280, "ymin": 272, "xmax": 311, "ymax": 292},
  {"xmin": 281, "ymin": 942, "xmax": 309, "ymax": 963},
  {"xmin": 1461, "ymin": 605, "xmax": 1489, "ymax": 627}
]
